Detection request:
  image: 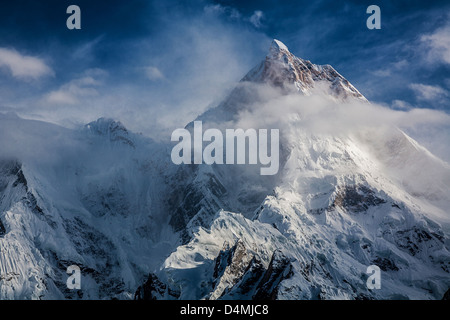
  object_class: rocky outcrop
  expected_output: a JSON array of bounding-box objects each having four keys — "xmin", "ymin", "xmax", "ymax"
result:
[
  {"xmin": 253, "ymin": 250, "xmax": 293, "ymax": 300},
  {"xmin": 209, "ymin": 240, "xmax": 293, "ymax": 300},
  {"xmin": 222, "ymin": 256, "xmax": 266, "ymax": 299},
  {"xmin": 331, "ymin": 185, "xmax": 386, "ymax": 213},
  {"xmin": 135, "ymin": 273, "xmax": 180, "ymax": 300},
  {"xmin": 169, "ymin": 168, "xmax": 228, "ymax": 244},
  {"xmin": 442, "ymin": 288, "xmax": 450, "ymax": 300},
  {"xmin": 209, "ymin": 239, "xmax": 255, "ymax": 299},
  {"xmin": 0, "ymin": 219, "xmax": 5, "ymax": 237},
  {"xmin": 85, "ymin": 117, "xmax": 135, "ymax": 148},
  {"xmin": 242, "ymin": 39, "xmax": 366, "ymax": 101}
]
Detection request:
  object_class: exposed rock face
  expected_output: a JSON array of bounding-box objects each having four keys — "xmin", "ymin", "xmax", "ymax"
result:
[
  {"xmin": 331, "ymin": 185, "xmax": 386, "ymax": 213},
  {"xmin": 0, "ymin": 219, "xmax": 5, "ymax": 237},
  {"xmin": 243, "ymin": 39, "xmax": 367, "ymax": 101},
  {"xmin": 209, "ymin": 239, "xmax": 255, "ymax": 299},
  {"xmin": 222, "ymin": 257, "xmax": 266, "ymax": 299},
  {"xmin": 135, "ymin": 273, "xmax": 180, "ymax": 300},
  {"xmin": 85, "ymin": 118, "xmax": 136, "ymax": 148},
  {"xmin": 443, "ymin": 288, "xmax": 450, "ymax": 300},
  {"xmin": 209, "ymin": 243, "xmax": 294, "ymax": 300},
  {"xmin": 253, "ymin": 250, "xmax": 293, "ymax": 300},
  {"xmin": 135, "ymin": 242, "xmax": 294, "ymax": 301},
  {"xmin": 169, "ymin": 168, "xmax": 228, "ymax": 244}
]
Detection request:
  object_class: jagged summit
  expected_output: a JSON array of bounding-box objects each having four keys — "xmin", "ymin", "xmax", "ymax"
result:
[
  {"xmin": 269, "ymin": 39, "xmax": 290, "ymax": 56},
  {"xmin": 85, "ymin": 117, "xmax": 135, "ymax": 148},
  {"xmin": 198, "ymin": 39, "xmax": 367, "ymax": 123},
  {"xmin": 85, "ymin": 117, "xmax": 127, "ymax": 135},
  {"xmin": 242, "ymin": 39, "xmax": 367, "ymax": 101}
]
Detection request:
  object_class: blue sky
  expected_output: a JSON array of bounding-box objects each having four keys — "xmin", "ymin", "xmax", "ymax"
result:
[{"xmin": 0, "ymin": 0, "xmax": 449, "ymax": 141}]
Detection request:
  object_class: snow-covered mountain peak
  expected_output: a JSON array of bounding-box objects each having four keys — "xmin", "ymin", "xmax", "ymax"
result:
[
  {"xmin": 85, "ymin": 117, "xmax": 127, "ymax": 136},
  {"xmin": 85, "ymin": 117, "xmax": 135, "ymax": 148},
  {"xmin": 242, "ymin": 39, "xmax": 367, "ymax": 101},
  {"xmin": 268, "ymin": 39, "xmax": 290, "ymax": 57},
  {"xmin": 198, "ymin": 39, "xmax": 367, "ymax": 123}
]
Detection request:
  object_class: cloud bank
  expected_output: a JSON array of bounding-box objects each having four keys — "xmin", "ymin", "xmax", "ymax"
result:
[
  {"xmin": 0, "ymin": 47, "xmax": 53, "ymax": 80},
  {"xmin": 227, "ymin": 83, "xmax": 450, "ymax": 163},
  {"xmin": 421, "ymin": 21, "xmax": 450, "ymax": 65}
]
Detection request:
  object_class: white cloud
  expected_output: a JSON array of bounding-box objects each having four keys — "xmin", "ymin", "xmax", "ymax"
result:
[
  {"xmin": 421, "ymin": 23, "xmax": 450, "ymax": 65},
  {"xmin": 145, "ymin": 66, "xmax": 165, "ymax": 81},
  {"xmin": 392, "ymin": 59, "xmax": 408, "ymax": 69},
  {"xmin": 204, "ymin": 4, "xmax": 241, "ymax": 19},
  {"xmin": 371, "ymin": 59, "xmax": 408, "ymax": 78},
  {"xmin": 445, "ymin": 78, "xmax": 450, "ymax": 89},
  {"xmin": 0, "ymin": 47, "xmax": 53, "ymax": 80},
  {"xmin": 371, "ymin": 69, "xmax": 391, "ymax": 77},
  {"xmin": 225, "ymin": 83, "xmax": 450, "ymax": 162},
  {"xmin": 249, "ymin": 10, "xmax": 264, "ymax": 28},
  {"xmin": 45, "ymin": 70, "xmax": 105, "ymax": 105},
  {"xmin": 409, "ymin": 83, "xmax": 448, "ymax": 101},
  {"xmin": 46, "ymin": 91, "xmax": 79, "ymax": 105},
  {"xmin": 72, "ymin": 36, "xmax": 104, "ymax": 60},
  {"xmin": 391, "ymin": 99, "xmax": 412, "ymax": 110},
  {"xmin": 204, "ymin": 5, "xmax": 264, "ymax": 28}
]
